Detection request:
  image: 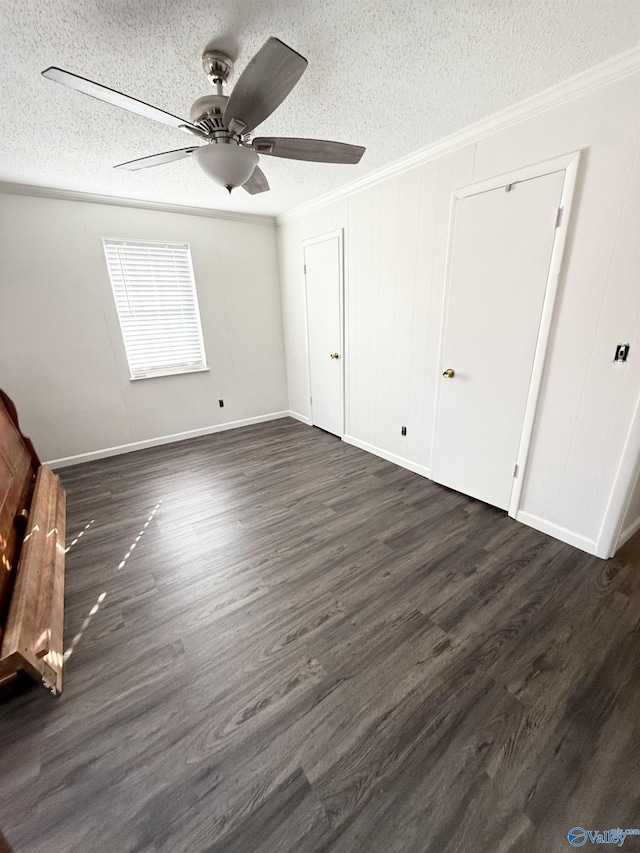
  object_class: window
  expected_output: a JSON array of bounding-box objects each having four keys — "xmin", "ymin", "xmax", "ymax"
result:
[{"xmin": 103, "ymin": 238, "xmax": 207, "ymax": 380}]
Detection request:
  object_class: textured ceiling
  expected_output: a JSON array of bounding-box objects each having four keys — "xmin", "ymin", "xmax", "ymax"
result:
[{"xmin": 1, "ymin": 0, "xmax": 639, "ymax": 216}]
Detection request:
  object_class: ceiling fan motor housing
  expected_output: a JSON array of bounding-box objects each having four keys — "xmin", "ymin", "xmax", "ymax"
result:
[{"xmin": 190, "ymin": 94, "xmax": 229, "ymax": 131}]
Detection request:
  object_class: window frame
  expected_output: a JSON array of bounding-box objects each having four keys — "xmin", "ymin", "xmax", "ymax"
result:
[{"xmin": 102, "ymin": 237, "xmax": 209, "ymax": 381}]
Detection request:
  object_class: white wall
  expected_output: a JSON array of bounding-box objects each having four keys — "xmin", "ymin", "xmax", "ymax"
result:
[
  {"xmin": 0, "ymin": 193, "xmax": 288, "ymax": 463},
  {"xmin": 278, "ymin": 64, "xmax": 640, "ymax": 557}
]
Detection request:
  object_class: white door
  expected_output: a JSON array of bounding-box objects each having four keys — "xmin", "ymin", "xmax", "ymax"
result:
[
  {"xmin": 304, "ymin": 233, "xmax": 344, "ymax": 437},
  {"xmin": 432, "ymin": 170, "xmax": 565, "ymax": 510}
]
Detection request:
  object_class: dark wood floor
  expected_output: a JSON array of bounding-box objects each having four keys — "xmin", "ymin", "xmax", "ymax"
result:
[{"xmin": 1, "ymin": 418, "xmax": 639, "ymax": 853}]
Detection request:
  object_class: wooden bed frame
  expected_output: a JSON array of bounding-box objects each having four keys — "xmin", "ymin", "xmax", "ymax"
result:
[{"xmin": 0, "ymin": 390, "xmax": 66, "ymax": 696}]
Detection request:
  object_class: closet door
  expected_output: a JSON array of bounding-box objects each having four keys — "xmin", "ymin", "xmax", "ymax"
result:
[
  {"xmin": 432, "ymin": 170, "xmax": 565, "ymax": 510},
  {"xmin": 304, "ymin": 232, "xmax": 344, "ymax": 437}
]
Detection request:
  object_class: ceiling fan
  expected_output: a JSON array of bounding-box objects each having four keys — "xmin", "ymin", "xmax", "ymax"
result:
[{"xmin": 41, "ymin": 38, "xmax": 365, "ymax": 195}]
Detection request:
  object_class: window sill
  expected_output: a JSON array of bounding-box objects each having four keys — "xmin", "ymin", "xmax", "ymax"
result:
[{"xmin": 129, "ymin": 366, "xmax": 210, "ymax": 381}]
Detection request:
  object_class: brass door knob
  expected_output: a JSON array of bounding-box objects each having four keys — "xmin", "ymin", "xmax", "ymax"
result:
[
  {"xmin": 442, "ymin": 368, "xmax": 455, "ymax": 378},
  {"xmin": 330, "ymin": 352, "xmax": 340, "ymax": 359}
]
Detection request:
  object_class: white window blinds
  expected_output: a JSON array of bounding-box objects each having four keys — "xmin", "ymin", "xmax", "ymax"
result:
[{"xmin": 103, "ymin": 239, "xmax": 207, "ymax": 380}]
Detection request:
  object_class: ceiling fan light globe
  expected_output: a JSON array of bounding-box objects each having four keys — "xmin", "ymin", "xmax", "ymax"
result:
[{"xmin": 193, "ymin": 143, "xmax": 258, "ymax": 190}]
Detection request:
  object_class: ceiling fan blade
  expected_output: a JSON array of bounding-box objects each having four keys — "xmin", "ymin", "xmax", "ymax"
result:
[
  {"xmin": 252, "ymin": 137, "xmax": 365, "ymax": 164},
  {"xmin": 114, "ymin": 148, "xmax": 198, "ymax": 171},
  {"xmin": 243, "ymin": 165, "xmax": 270, "ymax": 194},
  {"xmin": 223, "ymin": 38, "xmax": 307, "ymax": 135},
  {"xmin": 42, "ymin": 67, "xmax": 200, "ymax": 133}
]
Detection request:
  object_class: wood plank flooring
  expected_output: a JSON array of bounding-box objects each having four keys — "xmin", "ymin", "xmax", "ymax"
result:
[{"xmin": 1, "ymin": 418, "xmax": 639, "ymax": 852}]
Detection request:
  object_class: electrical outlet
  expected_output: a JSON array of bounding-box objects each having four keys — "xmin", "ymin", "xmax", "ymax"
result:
[
  {"xmin": 615, "ymin": 344, "xmax": 630, "ymax": 363},
  {"xmin": 219, "ymin": 399, "xmax": 224, "ymax": 407},
  {"xmin": 401, "ymin": 426, "xmax": 407, "ymax": 436}
]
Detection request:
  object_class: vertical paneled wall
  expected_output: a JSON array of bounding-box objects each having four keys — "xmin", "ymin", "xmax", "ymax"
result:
[{"xmin": 278, "ymin": 70, "xmax": 640, "ymax": 555}]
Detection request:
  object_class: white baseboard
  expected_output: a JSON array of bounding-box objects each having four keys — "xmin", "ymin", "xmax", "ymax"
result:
[
  {"xmin": 46, "ymin": 411, "xmax": 290, "ymax": 468},
  {"xmin": 342, "ymin": 434, "xmax": 431, "ymax": 479},
  {"xmin": 516, "ymin": 510, "xmax": 599, "ymax": 556},
  {"xmin": 287, "ymin": 410, "xmax": 312, "ymax": 426},
  {"xmin": 616, "ymin": 515, "xmax": 640, "ymax": 550}
]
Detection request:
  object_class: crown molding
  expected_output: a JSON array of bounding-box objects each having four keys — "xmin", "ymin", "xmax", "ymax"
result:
[
  {"xmin": 0, "ymin": 181, "xmax": 276, "ymax": 226},
  {"xmin": 277, "ymin": 45, "xmax": 640, "ymax": 225}
]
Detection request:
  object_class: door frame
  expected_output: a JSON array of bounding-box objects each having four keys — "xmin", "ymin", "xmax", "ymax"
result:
[
  {"xmin": 302, "ymin": 228, "xmax": 346, "ymax": 437},
  {"xmin": 431, "ymin": 150, "xmax": 582, "ymax": 519}
]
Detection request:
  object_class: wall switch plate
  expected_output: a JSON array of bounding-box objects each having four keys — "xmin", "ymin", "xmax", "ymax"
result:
[
  {"xmin": 614, "ymin": 344, "xmax": 630, "ymax": 363},
  {"xmin": 401, "ymin": 426, "xmax": 407, "ymax": 436},
  {"xmin": 219, "ymin": 399, "xmax": 224, "ymax": 407}
]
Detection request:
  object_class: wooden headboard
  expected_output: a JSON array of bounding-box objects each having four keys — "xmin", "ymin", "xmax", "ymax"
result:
[
  {"xmin": 0, "ymin": 391, "xmax": 66, "ymax": 696},
  {"xmin": 0, "ymin": 393, "xmax": 38, "ymax": 634}
]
